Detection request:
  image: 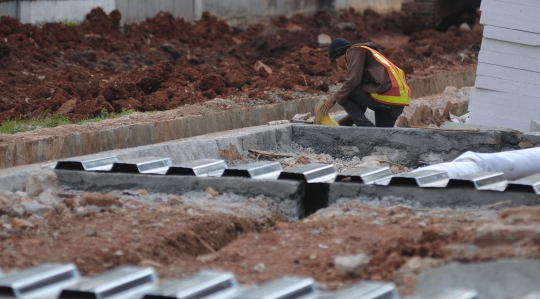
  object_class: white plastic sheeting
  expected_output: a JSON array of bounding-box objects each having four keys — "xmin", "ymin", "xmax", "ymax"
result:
[{"xmin": 412, "ymin": 147, "xmax": 540, "ymax": 180}]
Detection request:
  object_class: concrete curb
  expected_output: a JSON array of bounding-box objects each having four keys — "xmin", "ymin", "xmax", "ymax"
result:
[
  {"xmin": 0, "ymin": 70, "xmax": 476, "ymax": 169},
  {"xmin": 329, "ymin": 183, "xmax": 540, "ymax": 208},
  {"xmin": 55, "ymin": 170, "xmax": 306, "ymax": 220}
]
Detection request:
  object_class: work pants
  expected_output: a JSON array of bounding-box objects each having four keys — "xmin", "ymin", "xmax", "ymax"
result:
[{"xmin": 338, "ymin": 88, "xmax": 404, "ymax": 128}]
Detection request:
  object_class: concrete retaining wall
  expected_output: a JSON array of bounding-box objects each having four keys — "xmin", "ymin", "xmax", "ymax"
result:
[
  {"xmin": 0, "ymin": 69, "xmax": 476, "ymax": 169},
  {"xmin": 0, "ymin": 0, "xmax": 403, "ymax": 24}
]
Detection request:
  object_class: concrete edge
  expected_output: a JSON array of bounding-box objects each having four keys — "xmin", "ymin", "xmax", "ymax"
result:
[
  {"xmin": 55, "ymin": 170, "xmax": 307, "ymax": 220},
  {"xmin": 329, "ymin": 183, "xmax": 540, "ymax": 208}
]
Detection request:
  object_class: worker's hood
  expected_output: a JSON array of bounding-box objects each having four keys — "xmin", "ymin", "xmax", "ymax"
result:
[{"xmin": 353, "ymin": 42, "xmax": 379, "ymax": 51}]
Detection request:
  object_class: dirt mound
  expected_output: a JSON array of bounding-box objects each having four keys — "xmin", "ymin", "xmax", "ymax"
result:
[{"xmin": 0, "ymin": 7, "xmax": 481, "ymax": 122}]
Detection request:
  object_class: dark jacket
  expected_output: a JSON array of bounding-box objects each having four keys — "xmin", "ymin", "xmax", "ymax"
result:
[{"xmin": 335, "ymin": 42, "xmax": 392, "ymax": 105}]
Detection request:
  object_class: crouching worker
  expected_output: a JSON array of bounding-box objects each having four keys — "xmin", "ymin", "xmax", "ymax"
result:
[{"xmin": 316, "ymin": 38, "xmax": 411, "ymax": 127}]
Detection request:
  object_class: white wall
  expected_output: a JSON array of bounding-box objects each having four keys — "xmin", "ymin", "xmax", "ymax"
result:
[
  {"xmin": 335, "ymin": 0, "xmax": 402, "ymax": 13},
  {"xmin": 19, "ymin": 0, "xmax": 115, "ymax": 23},
  {"xmin": 0, "ymin": 1, "xmax": 17, "ymax": 18},
  {"xmin": 115, "ymin": 0, "xmax": 198, "ymax": 24},
  {"xmin": 0, "ymin": 0, "xmax": 403, "ymax": 25}
]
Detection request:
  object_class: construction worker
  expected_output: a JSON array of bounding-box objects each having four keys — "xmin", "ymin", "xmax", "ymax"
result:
[{"xmin": 316, "ymin": 38, "xmax": 412, "ymax": 127}]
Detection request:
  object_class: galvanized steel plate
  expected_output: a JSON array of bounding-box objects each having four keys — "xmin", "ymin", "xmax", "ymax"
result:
[
  {"xmin": 55, "ymin": 155, "xmax": 118, "ymax": 171},
  {"xmin": 448, "ymin": 172, "xmax": 508, "ymax": 191},
  {"xmin": 143, "ymin": 271, "xmax": 239, "ymax": 299},
  {"xmin": 59, "ymin": 266, "xmax": 157, "ymax": 299},
  {"xmin": 336, "ymin": 167, "xmax": 393, "ymax": 185},
  {"xmin": 232, "ymin": 277, "xmax": 317, "ymax": 299},
  {"xmin": 318, "ymin": 281, "xmax": 399, "ymax": 299},
  {"xmin": 0, "ymin": 263, "xmax": 80, "ymax": 299},
  {"xmin": 388, "ymin": 170, "xmax": 449, "ymax": 188},
  {"xmin": 507, "ymin": 173, "xmax": 540, "ymax": 194},
  {"xmin": 432, "ymin": 289, "xmax": 479, "ymax": 299},
  {"xmin": 278, "ymin": 163, "xmax": 337, "ymax": 183},
  {"xmin": 109, "ymin": 157, "xmax": 173, "ymax": 174},
  {"xmin": 166, "ymin": 159, "xmax": 228, "ymax": 177},
  {"xmin": 222, "ymin": 161, "xmax": 283, "ymax": 180}
]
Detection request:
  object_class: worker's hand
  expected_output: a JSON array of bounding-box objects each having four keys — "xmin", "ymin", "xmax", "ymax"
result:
[{"xmin": 320, "ymin": 95, "xmax": 337, "ymax": 115}]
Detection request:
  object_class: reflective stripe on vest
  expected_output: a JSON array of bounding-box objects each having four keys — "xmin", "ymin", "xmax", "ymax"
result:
[{"xmin": 345, "ymin": 46, "xmax": 412, "ymax": 106}]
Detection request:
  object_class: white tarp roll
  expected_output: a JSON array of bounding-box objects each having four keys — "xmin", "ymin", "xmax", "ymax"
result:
[{"xmin": 412, "ymin": 147, "xmax": 540, "ymax": 180}]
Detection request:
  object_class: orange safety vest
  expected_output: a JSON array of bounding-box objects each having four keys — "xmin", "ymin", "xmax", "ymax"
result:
[{"xmin": 345, "ymin": 45, "xmax": 412, "ymax": 106}]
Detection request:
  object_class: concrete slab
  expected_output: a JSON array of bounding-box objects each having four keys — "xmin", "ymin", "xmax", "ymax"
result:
[
  {"xmin": 474, "ymin": 75, "xmax": 540, "ymax": 99},
  {"xmin": 482, "ymin": 36, "xmax": 540, "ymax": 59},
  {"xmin": 478, "ymin": 50, "xmax": 540, "ymax": 73},
  {"xmin": 415, "ymin": 259, "xmax": 540, "ymax": 299},
  {"xmin": 468, "ymin": 88, "xmax": 540, "ymax": 122},
  {"xmin": 441, "ymin": 122, "xmax": 514, "ymax": 132},
  {"xmin": 468, "ymin": 112, "xmax": 530, "ymax": 133},
  {"xmin": 55, "ymin": 170, "xmax": 306, "ymax": 220},
  {"xmin": 329, "ymin": 183, "xmax": 540, "ymax": 208},
  {"xmin": 291, "ymin": 125, "xmax": 521, "ymax": 167},
  {"xmin": 476, "ymin": 63, "xmax": 540, "ymax": 86},
  {"xmin": 481, "ymin": 1, "xmax": 540, "ymax": 34}
]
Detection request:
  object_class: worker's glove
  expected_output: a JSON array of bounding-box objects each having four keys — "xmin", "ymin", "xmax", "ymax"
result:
[{"xmin": 320, "ymin": 95, "xmax": 337, "ymax": 115}]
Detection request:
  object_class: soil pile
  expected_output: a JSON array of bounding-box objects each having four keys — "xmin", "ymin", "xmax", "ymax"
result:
[{"xmin": 0, "ymin": 7, "xmax": 482, "ymax": 122}]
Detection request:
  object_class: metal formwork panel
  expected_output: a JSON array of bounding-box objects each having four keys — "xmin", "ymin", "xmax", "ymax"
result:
[
  {"xmin": 55, "ymin": 155, "xmax": 118, "ymax": 172},
  {"xmin": 143, "ymin": 271, "xmax": 240, "ymax": 299},
  {"xmin": 387, "ymin": 170, "xmax": 449, "ymax": 188},
  {"xmin": 432, "ymin": 289, "xmax": 479, "ymax": 299},
  {"xmin": 222, "ymin": 161, "xmax": 283, "ymax": 180},
  {"xmin": 318, "ymin": 281, "xmax": 399, "ymax": 299},
  {"xmin": 448, "ymin": 172, "xmax": 508, "ymax": 191},
  {"xmin": 507, "ymin": 173, "xmax": 540, "ymax": 194},
  {"xmin": 59, "ymin": 266, "xmax": 157, "ymax": 299},
  {"xmin": 0, "ymin": 263, "xmax": 80, "ymax": 299},
  {"xmin": 232, "ymin": 277, "xmax": 317, "ymax": 299},
  {"xmin": 336, "ymin": 167, "xmax": 393, "ymax": 185},
  {"xmin": 109, "ymin": 157, "xmax": 173, "ymax": 174},
  {"xmin": 166, "ymin": 159, "xmax": 228, "ymax": 177},
  {"xmin": 278, "ymin": 163, "xmax": 337, "ymax": 183}
]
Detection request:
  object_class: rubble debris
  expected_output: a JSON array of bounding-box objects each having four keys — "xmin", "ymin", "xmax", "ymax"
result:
[
  {"xmin": 81, "ymin": 192, "xmax": 116, "ymax": 207},
  {"xmin": 25, "ymin": 167, "xmax": 59, "ymax": 197},
  {"xmin": 334, "ymin": 253, "xmax": 370, "ymax": 275}
]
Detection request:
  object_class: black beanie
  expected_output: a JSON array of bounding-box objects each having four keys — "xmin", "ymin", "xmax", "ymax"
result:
[{"xmin": 328, "ymin": 38, "xmax": 352, "ymax": 62}]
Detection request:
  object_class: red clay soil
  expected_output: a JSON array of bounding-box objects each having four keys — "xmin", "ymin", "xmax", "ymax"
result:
[
  {"xmin": 1, "ymin": 197, "xmax": 539, "ymax": 295},
  {"xmin": 0, "ymin": 8, "xmax": 482, "ymax": 122}
]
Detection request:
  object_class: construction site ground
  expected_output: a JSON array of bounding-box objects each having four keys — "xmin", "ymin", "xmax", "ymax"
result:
[
  {"xmin": 2, "ymin": 185, "xmax": 540, "ymax": 297},
  {"xmin": 2, "ymin": 5, "xmax": 535, "ymax": 299}
]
